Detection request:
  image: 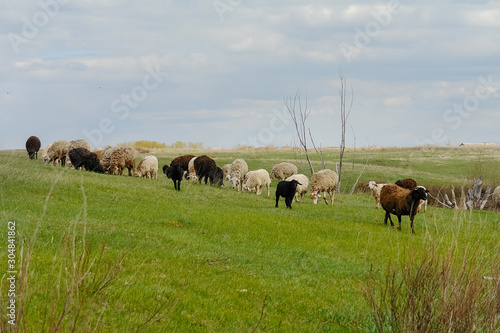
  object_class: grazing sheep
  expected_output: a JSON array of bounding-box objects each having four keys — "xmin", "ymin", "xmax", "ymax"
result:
[
  {"xmin": 42, "ymin": 144, "xmax": 52, "ymax": 164},
  {"xmin": 492, "ymin": 186, "xmax": 500, "ymax": 213},
  {"xmin": 368, "ymin": 181, "xmax": 389, "ymax": 209},
  {"xmin": 222, "ymin": 164, "xmax": 232, "ymax": 181},
  {"xmin": 135, "ymin": 155, "xmax": 158, "ymax": 179},
  {"xmin": 270, "ymin": 162, "xmax": 298, "ymax": 180},
  {"xmin": 380, "ymin": 184, "xmax": 428, "ymax": 234},
  {"xmin": 94, "ymin": 145, "xmax": 111, "ymax": 161},
  {"xmin": 102, "ymin": 147, "xmax": 136, "ymax": 176},
  {"xmin": 309, "ymin": 169, "xmax": 339, "ymax": 205},
  {"xmin": 286, "ymin": 174, "xmax": 310, "ymax": 203},
  {"xmin": 170, "ymin": 155, "xmax": 195, "ymax": 178},
  {"xmin": 187, "ymin": 157, "xmax": 198, "ymax": 181},
  {"xmin": 213, "ymin": 167, "xmax": 224, "ymax": 186},
  {"xmin": 25, "ymin": 136, "xmax": 41, "ymax": 160},
  {"xmin": 275, "ymin": 179, "xmax": 301, "ymax": 209},
  {"xmin": 69, "ymin": 139, "xmax": 92, "ymax": 152},
  {"xmin": 242, "ymin": 169, "xmax": 271, "ymax": 196},
  {"xmin": 68, "ymin": 148, "xmax": 104, "ymax": 173},
  {"xmin": 67, "ymin": 139, "xmax": 92, "ymax": 168},
  {"xmin": 47, "ymin": 140, "xmax": 70, "ymax": 166},
  {"xmin": 229, "ymin": 158, "xmax": 248, "ymax": 191},
  {"xmin": 395, "ymin": 178, "xmax": 418, "ymax": 190},
  {"xmin": 113, "ymin": 147, "xmax": 135, "ymax": 176},
  {"xmin": 194, "ymin": 155, "xmax": 218, "ymax": 185},
  {"xmin": 164, "ymin": 164, "xmax": 183, "ymax": 191},
  {"xmin": 99, "ymin": 146, "xmax": 115, "ymax": 173}
]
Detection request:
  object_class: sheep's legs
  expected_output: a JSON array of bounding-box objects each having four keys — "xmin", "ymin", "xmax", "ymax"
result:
[
  {"xmin": 397, "ymin": 216, "xmax": 402, "ymax": 231},
  {"xmin": 384, "ymin": 212, "xmax": 394, "ymax": 227},
  {"xmin": 409, "ymin": 217, "xmax": 415, "ymax": 234}
]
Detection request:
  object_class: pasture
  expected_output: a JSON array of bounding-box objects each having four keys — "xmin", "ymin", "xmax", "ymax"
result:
[{"xmin": 1, "ymin": 146, "xmax": 499, "ymax": 332}]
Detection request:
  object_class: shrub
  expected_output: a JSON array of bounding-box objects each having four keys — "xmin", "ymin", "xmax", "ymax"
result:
[{"xmin": 360, "ymin": 245, "xmax": 500, "ymax": 332}]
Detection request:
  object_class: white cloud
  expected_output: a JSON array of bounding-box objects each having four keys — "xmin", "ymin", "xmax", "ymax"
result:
[{"xmin": 1, "ymin": 1, "xmax": 500, "ymax": 149}]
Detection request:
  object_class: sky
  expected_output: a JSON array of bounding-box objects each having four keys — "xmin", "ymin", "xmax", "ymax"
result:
[{"xmin": 1, "ymin": 0, "xmax": 500, "ymax": 150}]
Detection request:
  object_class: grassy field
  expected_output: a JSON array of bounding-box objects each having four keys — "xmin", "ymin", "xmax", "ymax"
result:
[{"xmin": 1, "ymin": 146, "xmax": 499, "ymax": 332}]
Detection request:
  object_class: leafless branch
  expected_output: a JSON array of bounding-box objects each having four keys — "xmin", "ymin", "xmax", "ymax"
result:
[{"xmin": 284, "ymin": 90, "xmax": 314, "ymax": 176}]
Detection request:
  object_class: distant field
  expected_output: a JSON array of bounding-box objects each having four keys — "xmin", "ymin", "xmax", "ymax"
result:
[{"xmin": 1, "ymin": 147, "xmax": 499, "ymax": 332}]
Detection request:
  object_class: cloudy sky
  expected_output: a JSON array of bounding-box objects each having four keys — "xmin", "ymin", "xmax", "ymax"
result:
[{"xmin": 1, "ymin": 0, "xmax": 500, "ymax": 150}]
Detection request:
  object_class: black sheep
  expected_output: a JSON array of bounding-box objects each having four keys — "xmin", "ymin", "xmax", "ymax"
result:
[
  {"xmin": 68, "ymin": 148, "xmax": 104, "ymax": 173},
  {"xmin": 275, "ymin": 179, "xmax": 301, "ymax": 209},
  {"xmin": 194, "ymin": 155, "xmax": 217, "ymax": 185},
  {"xmin": 164, "ymin": 164, "xmax": 183, "ymax": 191},
  {"xmin": 170, "ymin": 154, "xmax": 195, "ymax": 178},
  {"xmin": 25, "ymin": 136, "xmax": 41, "ymax": 160},
  {"xmin": 212, "ymin": 167, "xmax": 224, "ymax": 186}
]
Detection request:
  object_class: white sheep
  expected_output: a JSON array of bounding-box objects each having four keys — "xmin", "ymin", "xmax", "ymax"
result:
[
  {"xmin": 368, "ymin": 181, "xmax": 389, "ymax": 209},
  {"xmin": 309, "ymin": 169, "xmax": 338, "ymax": 205},
  {"xmin": 47, "ymin": 140, "xmax": 70, "ymax": 167},
  {"xmin": 242, "ymin": 169, "xmax": 271, "ymax": 196},
  {"xmin": 222, "ymin": 164, "xmax": 232, "ymax": 181},
  {"xmin": 135, "ymin": 155, "xmax": 158, "ymax": 179},
  {"xmin": 69, "ymin": 139, "xmax": 92, "ymax": 152},
  {"xmin": 270, "ymin": 162, "xmax": 298, "ymax": 180},
  {"xmin": 42, "ymin": 144, "xmax": 52, "ymax": 165},
  {"xmin": 286, "ymin": 174, "xmax": 310, "ymax": 203},
  {"xmin": 187, "ymin": 157, "xmax": 198, "ymax": 181},
  {"xmin": 229, "ymin": 158, "xmax": 248, "ymax": 191},
  {"xmin": 492, "ymin": 186, "xmax": 500, "ymax": 213}
]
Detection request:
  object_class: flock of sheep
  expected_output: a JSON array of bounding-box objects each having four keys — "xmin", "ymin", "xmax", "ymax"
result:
[{"xmin": 25, "ymin": 136, "xmax": 500, "ymax": 234}]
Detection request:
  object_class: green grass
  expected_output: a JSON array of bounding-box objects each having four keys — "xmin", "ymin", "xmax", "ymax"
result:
[{"xmin": 1, "ymin": 147, "xmax": 499, "ymax": 332}]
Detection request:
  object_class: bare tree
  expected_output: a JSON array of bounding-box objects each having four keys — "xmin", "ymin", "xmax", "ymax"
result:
[
  {"xmin": 338, "ymin": 70, "xmax": 353, "ymax": 193},
  {"xmin": 284, "ymin": 90, "xmax": 315, "ymax": 176}
]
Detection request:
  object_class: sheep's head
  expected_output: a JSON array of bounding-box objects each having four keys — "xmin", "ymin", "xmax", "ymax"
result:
[
  {"xmin": 93, "ymin": 163, "xmax": 105, "ymax": 174},
  {"xmin": 368, "ymin": 181, "xmax": 377, "ymax": 190},
  {"xmin": 412, "ymin": 187, "xmax": 428, "ymax": 201},
  {"xmin": 309, "ymin": 191, "xmax": 321, "ymax": 205},
  {"xmin": 231, "ymin": 177, "xmax": 240, "ymax": 189},
  {"xmin": 242, "ymin": 183, "xmax": 249, "ymax": 192},
  {"xmin": 289, "ymin": 179, "xmax": 301, "ymax": 191}
]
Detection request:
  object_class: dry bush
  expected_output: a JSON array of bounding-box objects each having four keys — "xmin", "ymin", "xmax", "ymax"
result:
[{"xmin": 360, "ymin": 246, "xmax": 500, "ymax": 332}]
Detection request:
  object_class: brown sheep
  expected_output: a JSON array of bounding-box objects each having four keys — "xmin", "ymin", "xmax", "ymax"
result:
[
  {"xmin": 194, "ymin": 155, "xmax": 217, "ymax": 185},
  {"xmin": 380, "ymin": 184, "xmax": 428, "ymax": 234},
  {"xmin": 25, "ymin": 136, "xmax": 41, "ymax": 159},
  {"xmin": 395, "ymin": 178, "xmax": 417, "ymax": 190},
  {"xmin": 170, "ymin": 155, "xmax": 195, "ymax": 178},
  {"xmin": 107, "ymin": 147, "xmax": 136, "ymax": 176}
]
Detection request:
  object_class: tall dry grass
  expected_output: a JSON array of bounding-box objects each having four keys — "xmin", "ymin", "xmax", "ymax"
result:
[{"xmin": 360, "ymin": 243, "xmax": 500, "ymax": 332}]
